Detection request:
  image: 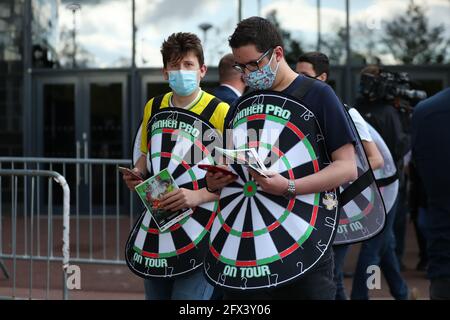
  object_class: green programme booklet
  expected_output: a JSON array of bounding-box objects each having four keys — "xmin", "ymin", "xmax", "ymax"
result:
[{"xmin": 135, "ymin": 168, "xmax": 193, "ymax": 232}]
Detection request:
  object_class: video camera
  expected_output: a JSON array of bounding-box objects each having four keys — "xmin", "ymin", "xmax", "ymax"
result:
[{"xmin": 359, "ymin": 70, "xmax": 427, "ymax": 110}]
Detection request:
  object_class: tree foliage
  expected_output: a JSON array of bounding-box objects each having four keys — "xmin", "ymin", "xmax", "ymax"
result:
[
  {"xmin": 265, "ymin": 10, "xmax": 304, "ymax": 66},
  {"xmin": 320, "ymin": 23, "xmax": 367, "ymax": 66},
  {"xmin": 314, "ymin": 0, "xmax": 449, "ymax": 65},
  {"xmin": 382, "ymin": 0, "xmax": 449, "ymax": 64}
]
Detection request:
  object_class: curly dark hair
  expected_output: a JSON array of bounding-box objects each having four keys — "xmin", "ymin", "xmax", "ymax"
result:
[
  {"xmin": 161, "ymin": 32, "xmax": 204, "ymax": 67},
  {"xmin": 228, "ymin": 16, "xmax": 284, "ymax": 53}
]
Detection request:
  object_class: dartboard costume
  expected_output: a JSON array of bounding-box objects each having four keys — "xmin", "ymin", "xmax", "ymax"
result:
[
  {"xmin": 334, "ymin": 108, "xmax": 388, "ymax": 245},
  {"xmin": 125, "ymin": 92, "xmax": 229, "ymax": 278},
  {"xmin": 204, "ymin": 90, "xmax": 339, "ymax": 290}
]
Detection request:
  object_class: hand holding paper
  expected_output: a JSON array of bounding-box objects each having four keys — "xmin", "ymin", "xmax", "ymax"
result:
[
  {"xmin": 205, "ymin": 166, "xmax": 238, "ymax": 191},
  {"xmin": 249, "ymin": 169, "xmax": 290, "ymax": 196},
  {"xmin": 215, "ymin": 147, "xmax": 270, "ymax": 177},
  {"xmin": 159, "ymin": 188, "xmax": 201, "ymax": 212}
]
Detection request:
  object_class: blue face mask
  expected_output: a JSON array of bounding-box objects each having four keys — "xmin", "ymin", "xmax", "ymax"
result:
[
  {"xmin": 168, "ymin": 70, "xmax": 199, "ymax": 96},
  {"xmin": 243, "ymin": 52, "xmax": 280, "ymax": 90}
]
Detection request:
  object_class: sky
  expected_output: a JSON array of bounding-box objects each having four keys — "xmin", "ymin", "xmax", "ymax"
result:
[{"xmin": 54, "ymin": 0, "xmax": 450, "ymax": 68}]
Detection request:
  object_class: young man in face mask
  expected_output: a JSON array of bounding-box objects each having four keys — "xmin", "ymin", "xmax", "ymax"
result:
[
  {"xmin": 206, "ymin": 17, "xmax": 357, "ymax": 300},
  {"xmin": 122, "ymin": 32, "xmax": 230, "ymax": 300}
]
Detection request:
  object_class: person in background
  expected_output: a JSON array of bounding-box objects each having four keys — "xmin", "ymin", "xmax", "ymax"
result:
[
  {"xmin": 408, "ymin": 160, "xmax": 428, "ymax": 272},
  {"xmin": 214, "ymin": 53, "xmax": 246, "ymax": 106},
  {"xmin": 296, "ymin": 52, "xmax": 328, "ymax": 82},
  {"xmin": 411, "ymin": 87, "xmax": 450, "ymax": 300},
  {"xmin": 352, "ymin": 65, "xmax": 410, "ymax": 300},
  {"xmin": 213, "ymin": 53, "xmax": 247, "ymax": 135},
  {"xmin": 296, "ymin": 52, "xmax": 384, "ymax": 300}
]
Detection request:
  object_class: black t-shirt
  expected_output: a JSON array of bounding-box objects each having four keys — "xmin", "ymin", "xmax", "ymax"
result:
[
  {"xmin": 355, "ymin": 97, "xmax": 410, "ymax": 164},
  {"xmin": 283, "ymin": 75, "xmax": 356, "ymax": 157}
]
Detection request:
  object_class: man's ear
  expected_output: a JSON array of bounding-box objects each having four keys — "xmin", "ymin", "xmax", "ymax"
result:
[
  {"xmin": 162, "ymin": 68, "xmax": 169, "ymax": 81},
  {"xmin": 274, "ymin": 46, "xmax": 284, "ymax": 62},
  {"xmin": 199, "ymin": 64, "xmax": 207, "ymax": 79},
  {"xmin": 317, "ymin": 73, "xmax": 328, "ymax": 82}
]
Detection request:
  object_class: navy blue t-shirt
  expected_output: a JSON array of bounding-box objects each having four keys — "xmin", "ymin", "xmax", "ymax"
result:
[{"xmin": 283, "ymin": 75, "xmax": 356, "ymax": 157}]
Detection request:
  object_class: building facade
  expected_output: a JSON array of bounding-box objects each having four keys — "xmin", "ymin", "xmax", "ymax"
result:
[{"xmin": 1, "ymin": 0, "xmax": 449, "ymax": 159}]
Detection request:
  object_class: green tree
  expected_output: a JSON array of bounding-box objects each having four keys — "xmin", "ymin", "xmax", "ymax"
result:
[
  {"xmin": 382, "ymin": 0, "xmax": 449, "ymax": 64},
  {"xmin": 320, "ymin": 23, "xmax": 367, "ymax": 66},
  {"xmin": 320, "ymin": 25, "xmax": 347, "ymax": 65},
  {"xmin": 265, "ymin": 10, "xmax": 304, "ymax": 66}
]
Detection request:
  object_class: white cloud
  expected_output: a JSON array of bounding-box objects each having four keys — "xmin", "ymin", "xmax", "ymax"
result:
[
  {"xmin": 260, "ymin": 0, "xmax": 450, "ymax": 64},
  {"xmin": 351, "ymin": 0, "xmax": 450, "ymax": 33},
  {"xmin": 135, "ymin": 0, "xmax": 238, "ymax": 67},
  {"xmin": 54, "ymin": 0, "xmax": 450, "ymax": 67},
  {"xmin": 261, "ymin": 0, "xmax": 449, "ymax": 38},
  {"xmin": 262, "ymin": 0, "xmax": 345, "ymax": 34},
  {"xmin": 58, "ymin": 0, "xmax": 132, "ymax": 67}
]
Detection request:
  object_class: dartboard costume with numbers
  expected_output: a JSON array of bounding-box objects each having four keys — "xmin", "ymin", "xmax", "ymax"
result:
[
  {"xmin": 334, "ymin": 108, "xmax": 387, "ymax": 245},
  {"xmin": 204, "ymin": 90, "xmax": 339, "ymax": 290},
  {"xmin": 125, "ymin": 106, "xmax": 221, "ymax": 279}
]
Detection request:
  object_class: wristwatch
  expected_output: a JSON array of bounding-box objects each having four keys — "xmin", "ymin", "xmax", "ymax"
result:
[{"xmin": 283, "ymin": 179, "xmax": 296, "ymax": 199}]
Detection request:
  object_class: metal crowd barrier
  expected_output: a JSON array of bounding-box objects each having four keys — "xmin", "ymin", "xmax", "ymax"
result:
[
  {"xmin": 0, "ymin": 169, "xmax": 70, "ymax": 300},
  {"xmin": 0, "ymin": 157, "xmax": 138, "ymax": 299}
]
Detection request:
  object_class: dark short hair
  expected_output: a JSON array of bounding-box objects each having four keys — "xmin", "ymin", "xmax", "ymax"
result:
[
  {"xmin": 161, "ymin": 32, "xmax": 204, "ymax": 67},
  {"xmin": 228, "ymin": 16, "xmax": 283, "ymax": 53},
  {"xmin": 218, "ymin": 53, "xmax": 240, "ymax": 81},
  {"xmin": 297, "ymin": 52, "xmax": 330, "ymax": 78}
]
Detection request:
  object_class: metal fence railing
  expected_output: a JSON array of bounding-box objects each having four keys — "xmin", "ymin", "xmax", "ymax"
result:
[
  {"xmin": 0, "ymin": 157, "xmax": 142, "ymax": 299},
  {"xmin": 0, "ymin": 169, "xmax": 70, "ymax": 300},
  {"xmin": 0, "ymin": 157, "xmax": 136, "ymax": 262}
]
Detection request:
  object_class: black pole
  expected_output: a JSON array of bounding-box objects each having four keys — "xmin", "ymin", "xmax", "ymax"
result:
[
  {"xmin": 132, "ymin": 0, "xmax": 136, "ymax": 70},
  {"xmin": 72, "ymin": 9, "xmax": 76, "ymax": 68},
  {"xmin": 66, "ymin": 3, "xmax": 81, "ymax": 68},
  {"xmin": 23, "ymin": 0, "xmax": 33, "ymax": 156},
  {"xmin": 317, "ymin": 0, "xmax": 321, "ymax": 52},
  {"xmin": 130, "ymin": 0, "xmax": 138, "ymax": 156},
  {"xmin": 238, "ymin": 0, "xmax": 242, "ymax": 22},
  {"xmin": 345, "ymin": 0, "xmax": 352, "ymax": 103}
]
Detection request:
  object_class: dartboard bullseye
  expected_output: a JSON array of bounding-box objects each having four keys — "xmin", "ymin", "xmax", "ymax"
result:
[
  {"xmin": 125, "ymin": 109, "xmax": 221, "ymax": 278},
  {"xmin": 204, "ymin": 91, "xmax": 339, "ymax": 290}
]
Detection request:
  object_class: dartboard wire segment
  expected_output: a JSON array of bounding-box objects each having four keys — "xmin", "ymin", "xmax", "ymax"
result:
[
  {"xmin": 125, "ymin": 109, "xmax": 221, "ymax": 278},
  {"xmin": 204, "ymin": 91, "xmax": 339, "ymax": 290}
]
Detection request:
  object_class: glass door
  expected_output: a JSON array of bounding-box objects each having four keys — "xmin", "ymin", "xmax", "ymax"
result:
[
  {"xmin": 83, "ymin": 76, "xmax": 128, "ymax": 212},
  {"xmin": 84, "ymin": 77, "xmax": 127, "ymax": 159},
  {"xmin": 36, "ymin": 74, "xmax": 128, "ymax": 159},
  {"xmin": 35, "ymin": 73, "xmax": 128, "ymax": 214},
  {"xmin": 36, "ymin": 77, "xmax": 79, "ymax": 158}
]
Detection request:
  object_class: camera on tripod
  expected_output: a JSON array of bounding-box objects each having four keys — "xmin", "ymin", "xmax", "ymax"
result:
[{"xmin": 359, "ymin": 69, "xmax": 427, "ymax": 108}]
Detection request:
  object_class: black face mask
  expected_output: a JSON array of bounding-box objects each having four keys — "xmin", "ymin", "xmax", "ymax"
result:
[
  {"xmin": 299, "ymin": 73, "xmax": 329, "ymax": 85},
  {"xmin": 299, "ymin": 72, "xmax": 319, "ymax": 80},
  {"xmin": 302, "ymin": 73, "xmax": 319, "ymax": 80}
]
